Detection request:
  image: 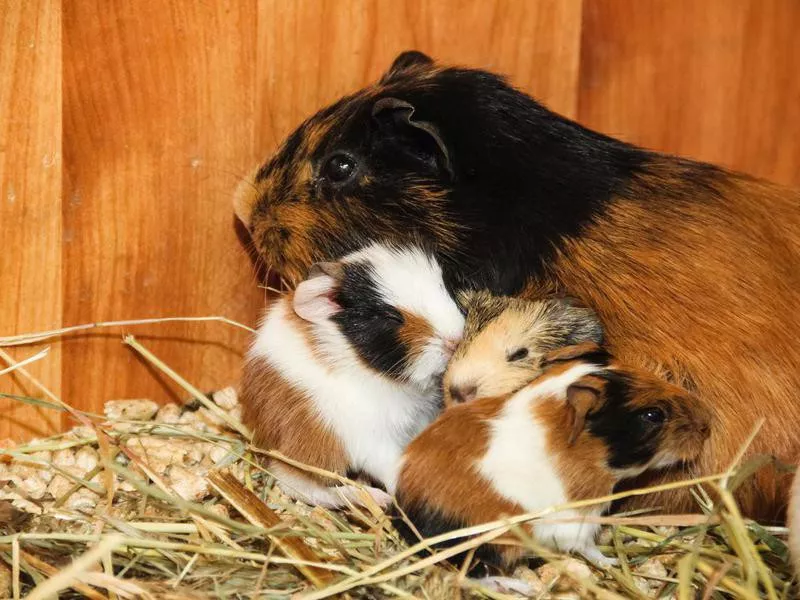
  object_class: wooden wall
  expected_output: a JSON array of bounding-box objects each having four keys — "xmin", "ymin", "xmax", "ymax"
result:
[{"xmin": 2, "ymin": 0, "xmax": 799, "ymax": 440}]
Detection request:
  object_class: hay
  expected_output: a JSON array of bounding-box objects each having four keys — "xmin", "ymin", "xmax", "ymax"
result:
[{"xmin": 0, "ymin": 320, "xmax": 796, "ymax": 599}]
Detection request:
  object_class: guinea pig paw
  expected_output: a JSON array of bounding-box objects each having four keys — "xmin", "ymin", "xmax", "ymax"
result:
[
  {"xmin": 474, "ymin": 576, "xmax": 538, "ymax": 596},
  {"xmin": 578, "ymin": 546, "xmax": 618, "ymax": 569},
  {"xmin": 337, "ymin": 484, "xmax": 393, "ymax": 509}
]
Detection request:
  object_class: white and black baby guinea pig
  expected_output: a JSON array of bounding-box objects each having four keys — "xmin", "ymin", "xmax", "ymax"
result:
[
  {"xmin": 395, "ymin": 343, "xmax": 712, "ymax": 568},
  {"xmin": 444, "ymin": 290, "xmax": 603, "ymax": 405},
  {"xmin": 241, "ymin": 242, "xmax": 465, "ymax": 508}
]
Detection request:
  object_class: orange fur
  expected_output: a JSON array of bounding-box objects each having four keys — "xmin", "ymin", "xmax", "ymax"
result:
[
  {"xmin": 397, "ymin": 356, "xmax": 710, "ymax": 565},
  {"xmin": 397, "ymin": 309, "xmax": 435, "ymax": 353},
  {"xmin": 544, "ymin": 165, "xmax": 800, "ymax": 521},
  {"xmin": 239, "ymin": 298, "xmax": 349, "ymax": 487}
]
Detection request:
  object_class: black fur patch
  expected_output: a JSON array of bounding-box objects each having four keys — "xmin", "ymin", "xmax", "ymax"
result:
[
  {"xmin": 330, "ymin": 261, "xmax": 409, "ymax": 378},
  {"xmin": 390, "ymin": 500, "xmax": 506, "ymax": 574},
  {"xmin": 255, "ymin": 58, "xmax": 729, "ymax": 298},
  {"xmin": 587, "ymin": 372, "xmax": 664, "ymax": 469}
]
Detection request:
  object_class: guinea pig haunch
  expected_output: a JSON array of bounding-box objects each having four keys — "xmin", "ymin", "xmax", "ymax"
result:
[
  {"xmin": 241, "ymin": 243, "xmax": 464, "ymax": 507},
  {"xmin": 394, "ymin": 344, "xmax": 712, "ymax": 569},
  {"xmin": 236, "ymin": 51, "xmax": 800, "ymax": 519},
  {"xmin": 445, "ymin": 290, "xmax": 604, "ymax": 406}
]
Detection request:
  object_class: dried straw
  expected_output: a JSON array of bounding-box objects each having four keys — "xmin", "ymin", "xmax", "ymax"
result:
[{"xmin": 0, "ymin": 316, "xmax": 795, "ymax": 599}]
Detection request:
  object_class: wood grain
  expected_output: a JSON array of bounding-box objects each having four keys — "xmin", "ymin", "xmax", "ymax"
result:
[
  {"xmin": 2, "ymin": 1, "xmax": 800, "ymax": 438},
  {"xmin": 578, "ymin": 0, "xmax": 800, "ymax": 186},
  {"xmin": 62, "ymin": 0, "xmax": 263, "ymax": 416},
  {"xmin": 0, "ymin": 0, "xmax": 62, "ymax": 439},
  {"xmin": 255, "ymin": 0, "xmax": 584, "ymax": 153}
]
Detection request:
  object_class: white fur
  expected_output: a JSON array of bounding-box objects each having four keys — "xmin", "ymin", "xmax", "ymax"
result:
[
  {"xmin": 478, "ymin": 362, "xmax": 607, "ymax": 557},
  {"xmin": 345, "ymin": 243, "xmax": 465, "ymax": 389},
  {"xmin": 250, "ymin": 244, "xmax": 463, "ymax": 495},
  {"xmin": 270, "ymin": 463, "xmax": 392, "ymax": 509}
]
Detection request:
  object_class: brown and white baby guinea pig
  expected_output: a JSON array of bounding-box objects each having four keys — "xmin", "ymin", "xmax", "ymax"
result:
[
  {"xmin": 241, "ymin": 242, "xmax": 464, "ymax": 509},
  {"xmin": 444, "ymin": 290, "xmax": 603, "ymax": 406},
  {"xmin": 394, "ymin": 343, "xmax": 712, "ymax": 568}
]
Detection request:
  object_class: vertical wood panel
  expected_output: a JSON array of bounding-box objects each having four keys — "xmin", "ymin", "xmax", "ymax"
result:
[
  {"xmin": 62, "ymin": 1, "xmax": 262, "ymax": 415},
  {"xmin": 0, "ymin": 0, "xmax": 61, "ymax": 439},
  {"xmin": 578, "ymin": 0, "xmax": 800, "ymax": 186},
  {"xmin": 255, "ymin": 0, "xmax": 584, "ymax": 153},
  {"xmin": 5, "ymin": 1, "xmax": 799, "ymax": 438}
]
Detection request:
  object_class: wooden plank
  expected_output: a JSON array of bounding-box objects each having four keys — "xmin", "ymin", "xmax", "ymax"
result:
[
  {"xmin": 578, "ymin": 0, "xmax": 800, "ymax": 186},
  {"xmin": 62, "ymin": 1, "xmax": 263, "ymax": 416},
  {"xmin": 255, "ymin": 0, "xmax": 585, "ymax": 155},
  {"xmin": 0, "ymin": 0, "xmax": 62, "ymax": 439}
]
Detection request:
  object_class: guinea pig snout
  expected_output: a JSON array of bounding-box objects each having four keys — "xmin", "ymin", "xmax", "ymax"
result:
[
  {"xmin": 442, "ymin": 338, "xmax": 459, "ymax": 356},
  {"xmin": 448, "ymin": 383, "xmax": 477, "ymax": 404}
]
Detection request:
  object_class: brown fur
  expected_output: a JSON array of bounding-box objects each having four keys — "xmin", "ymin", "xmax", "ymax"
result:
[
  {"xmin": 543, "ymin": 164, "xmax": 800, "ymax": 521},
  {"xmin": 240, "ymin": 355, "xmax": 348, "ymax": 485},
  {"xmin": 397, "ymin": 355, "xmax": 710, "ymax": 565},
  {"xmin": 238, "ymin": 56, "xmax": 800, "ymax": 522},
  {"xmin": 397, "ymin": 309, "xmax": 435, "ymax": 354},
  {"xmin": 239, "ymin": 296, "xmax": 349, "ymax": 486},
  {"xmin": 235, "ymin": 64, "xmax": 464, "ymax": 287},
  {"xmin": 398, "ymin": 396, "xmax": 518, "ymax": 524}
]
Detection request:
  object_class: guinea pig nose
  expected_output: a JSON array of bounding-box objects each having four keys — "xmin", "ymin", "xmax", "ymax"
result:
[
  {"xmin": 449, "ymin": 383, "xmax": 477, "ymax": 404},
  {"xmin": 443, "ymin": 338, "xmax": 459, "ymax": 354}
]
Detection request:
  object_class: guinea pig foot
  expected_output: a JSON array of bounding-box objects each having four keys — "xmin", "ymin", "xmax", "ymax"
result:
[
  {"xmin": 337, "ymin": 484, "xmax": 393, "ymax": 509},
  {"xmin": 473, "ymin": 576, "xmax": 537, "ymax": 596},
  {"xmin": 577, "ymin": 546, "xmax": 618, "ymax": 568}
]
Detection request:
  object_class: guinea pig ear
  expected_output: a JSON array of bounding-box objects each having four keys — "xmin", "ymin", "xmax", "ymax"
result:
[
  {"xmin": 565, "ymin": 376, "xmax": 606, "ymax": 445},
  {"xmin": 372, "ymin": 97, "xmax": 454, "ymax": 179},
  {"xmin": 541, "ymin": 341, "xmax": 608, "ymax": 367},
  {"xmin": 293, "ymin": 265, "xmax": 342, "ymax": 324},
  {"xmin": 379, "ymin": 50, "xmax": 434, "ymax": 83},
  {"xmin": 307, "ymin": 261, "xmax": 344, "ymax": 281},
  {"xmin": 551, "ymin": 298, "xmax": 605, "ymax": 346},
  {"xmin": 455, "ymin": 289, "xmax": 477, "ymax": 313}
]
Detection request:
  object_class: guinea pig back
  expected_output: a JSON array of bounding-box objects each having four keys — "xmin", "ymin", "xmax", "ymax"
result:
[{"xmin": 395, "ymin": 346, "xmax": 711, "ymax": 567}]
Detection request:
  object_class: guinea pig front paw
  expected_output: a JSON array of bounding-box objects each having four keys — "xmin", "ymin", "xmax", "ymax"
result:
[
  {"xmin": 474, "ymin": 576, "xmax": 538, "ymax": 596},
  {"xmin": 577, "ymin": 545, "xmax": 618, "ymax": 568},
  {"xmin": 337, "ymin": 484, "xmax": 393, "ymax": 509}
]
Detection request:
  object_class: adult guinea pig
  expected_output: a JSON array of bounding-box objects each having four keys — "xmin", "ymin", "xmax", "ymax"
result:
[
  {"xmin": 395, "ymin": 343, "xmax": 712, "ymax": 569},
  {"xmin": 235, "ymin": 51, "xmax": 800, "ymax": 520},
  {"xmin": 444, "ymin": 290, "xmax": 603, "ymax": 406},
  {"xmin": 240, "ymin": 242, "xmax": 464, "ymax": 508}
]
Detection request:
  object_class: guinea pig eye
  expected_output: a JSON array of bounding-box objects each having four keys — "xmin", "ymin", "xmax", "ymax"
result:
[
  {"xmin": 639, "ymin": 407, "xmax": 666, "ymax": 426},
  {"xmin": 507, "ymin": 348, "xmax": 529, "ymax": 362},
  {"xmin": 321, "ymin": 153, "xmax": 357, "ymax": 184}
]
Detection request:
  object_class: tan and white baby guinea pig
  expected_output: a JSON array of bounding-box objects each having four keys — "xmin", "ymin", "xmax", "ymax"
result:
[
  {"xmin": 444, "ymin": 290, "xmax": 603, "ymax": 406},
  {"xmin": 395, "ymin": 343, "xmax": 711, "ymax": 568},
  {"xmin": 241, "ymin": 242, "xmax": 464, "ymax": 508}
]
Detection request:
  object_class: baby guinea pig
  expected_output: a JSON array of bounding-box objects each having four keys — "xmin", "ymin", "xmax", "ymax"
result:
[
  {"xmin": 241, "ymin": 242, "xmax": 465, "ymax": 508},
  {"xmin": 444, "ymin": 290, "xmax": 603, "ymax": 406},
  {"xmin": 395, "ymin": 343, "xmax": 711, "ymax": 568}
]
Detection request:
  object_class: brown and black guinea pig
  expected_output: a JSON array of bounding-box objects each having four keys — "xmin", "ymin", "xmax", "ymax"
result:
[
  {"xmin": 393, "ymin": 343, "xmax": 712, "ymax": 571},
  {"xmin": 234, "ymin": 50, "xmax": 800, "ymax": 521}
]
